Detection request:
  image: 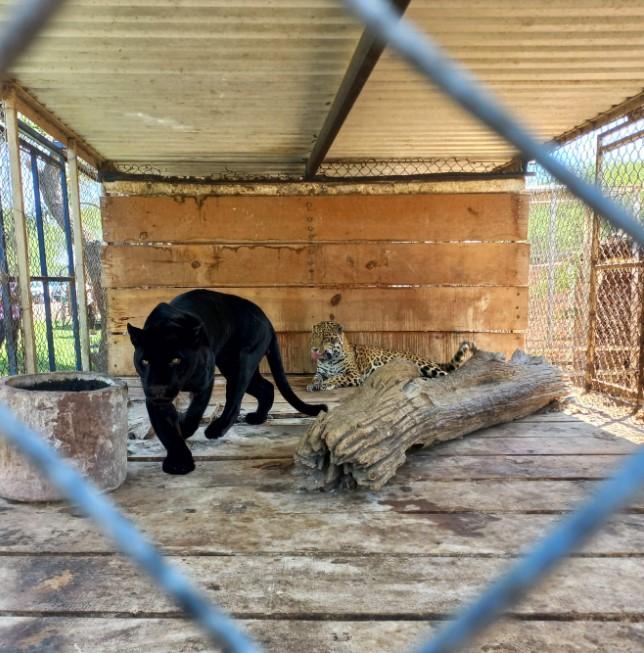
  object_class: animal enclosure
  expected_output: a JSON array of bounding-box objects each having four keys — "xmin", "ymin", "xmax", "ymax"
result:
[{"xmin": 0, "ymin": 1, "xmax": 643, "ymax": 653}]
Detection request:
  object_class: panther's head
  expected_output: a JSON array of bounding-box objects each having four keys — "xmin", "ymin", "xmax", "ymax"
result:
[
  {"xmin": 310, "ymin": 321, "xmax": 347, "ymax": 363},
  {"xmin": 127, "ymin": 303, "xmax": 209, "ymax": 404}
]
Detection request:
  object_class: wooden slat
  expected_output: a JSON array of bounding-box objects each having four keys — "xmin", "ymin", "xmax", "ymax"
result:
[
  {"xmin": 102, "ymin": 193, "xmax": 528, "ymax": 244},
  {"xmin": 108, "ymin": 286, "xmax": 527, "ymax": 333},
  {"xmin": 103, "ymin": 242, "xmax": 529, "ymax": 288},
  {"xmin": 118, "ymin": 452, "xmax": 631, "ymax": 483},
  {"xmin": 9, "ymin": 508, "xmax": 643, "ymax": 555},
  {"xmin": 1, "ymin": 618, "xmax": 642, "ymax": 653},
  {"xmin": 106, "ymin": 466, "xmax": 644, "ymax": 513},
  {"xmin": 108, "ymin": 286, "xmax": 527, "ymax": 374},
  {"xmin": 1, "ymin": 555, "xmax": 642, "ymax": 615},
  {"xmin": 112, "ymin": 329, "xmax": 526, "ymax": 376},
  {"xmin": 263, "ymin": 328, "xmax": 526, "ymax": 374},
  {"xmin": 125, "ymin": 421, "xmax": 639, "ymax": 461}
]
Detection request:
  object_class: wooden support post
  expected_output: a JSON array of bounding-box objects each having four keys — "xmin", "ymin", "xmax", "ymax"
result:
[
  {"xmin": 3, "ymin": 91, "xmax": 36, "ymax": 373},
  {"xmin": 584, "ymin": 136, "xmax": 604, "ymax": 392},
  {"xmin": 66, "ymin": 140, "xmax": 91, "ymax": 370}
]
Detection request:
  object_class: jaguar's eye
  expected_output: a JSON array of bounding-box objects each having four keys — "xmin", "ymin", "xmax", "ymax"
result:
[
  {"xmin": 141, "ymin": 359, "xmax": 149, "ymax": 367},
  {"xmin": 169, "ymin": 357, "xmax": 181, "ymax": 366}
]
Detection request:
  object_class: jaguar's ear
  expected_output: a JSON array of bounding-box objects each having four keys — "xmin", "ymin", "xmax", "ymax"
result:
[
  {"xmin": 336, "ymin": 323, "xmax": 344, "ymax": 334},
  {"xmin": 127, "ymin": 323, "xmax": 144, "ymax": 347}
]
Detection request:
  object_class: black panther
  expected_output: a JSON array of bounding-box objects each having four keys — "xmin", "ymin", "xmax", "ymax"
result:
[{"xmin": 127, "ymin": 289, "xmax": 327, "ymax": 475}]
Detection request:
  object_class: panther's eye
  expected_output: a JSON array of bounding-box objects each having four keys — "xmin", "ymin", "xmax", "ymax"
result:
[
  {"xmin": 141, "ymin": 359, "xmax": 149, "ymax": 367},
  {"xmin": 169, "ymin": 357, "xmax": 181, "ymax": 366}
]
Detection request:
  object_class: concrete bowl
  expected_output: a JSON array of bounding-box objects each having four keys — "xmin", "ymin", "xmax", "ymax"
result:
[{"xmin": 0, "ymin": 372, "xmax": 128, "ymax": 501}]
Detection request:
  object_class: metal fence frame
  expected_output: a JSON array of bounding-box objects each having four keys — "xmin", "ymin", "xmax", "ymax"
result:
[
  {"xmin": 0, "ymin": 1, "xmax": 642, "ymax": 653},
  {"xmin": 0, "ymin": 106, "xmax": 104, "ymax": 375},
  {"xmin": 526, "ymin": 110, "xmax": 644, "ymax": 406},
  {"xmin": 20, "ymin": 120, "xmax": 82, "ymax": 371}
]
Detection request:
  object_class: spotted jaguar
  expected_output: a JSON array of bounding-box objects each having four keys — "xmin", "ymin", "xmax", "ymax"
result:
[{"xmin": 306, "ymin": 320, "xmax": 476, "ymax": 391}]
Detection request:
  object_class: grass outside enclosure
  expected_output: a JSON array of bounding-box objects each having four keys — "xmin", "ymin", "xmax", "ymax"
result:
[{"xmin": 0, "ymin": 320, "xmax": 102, "ymax": 373}]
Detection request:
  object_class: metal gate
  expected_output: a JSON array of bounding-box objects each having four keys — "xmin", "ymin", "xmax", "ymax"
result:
[
  {"xmin": 0, "ymin": 120, "xmax": 82, "ymax": 373},
  {"xmin": 586, "ymin": 114, "xmax": 644, "ymax": 401}
]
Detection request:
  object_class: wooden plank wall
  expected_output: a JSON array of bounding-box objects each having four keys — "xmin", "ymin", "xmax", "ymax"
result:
[{"xmin": 103, "ymin": 185, "xmax": 529, "ymax": 375}]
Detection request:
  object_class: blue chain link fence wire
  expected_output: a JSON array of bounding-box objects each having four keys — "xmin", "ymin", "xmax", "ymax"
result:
[{"xmin": 0, "ymin": 1, "xmax": 642, "ymax": 653}]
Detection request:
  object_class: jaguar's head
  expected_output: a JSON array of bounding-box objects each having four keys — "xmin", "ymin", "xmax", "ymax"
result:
[
  {"xmin": 127, "ymin": 303, "xmax": 208, "ymax": 404},
  {"xmin": 310, "ymin": 321, "xmax": 347, "ymax": 364}
]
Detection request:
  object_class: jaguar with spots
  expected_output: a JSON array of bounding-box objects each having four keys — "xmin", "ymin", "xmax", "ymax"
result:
[{"xmin": 307, "ymin": 320, "xmax": 476, "ymax": 391}]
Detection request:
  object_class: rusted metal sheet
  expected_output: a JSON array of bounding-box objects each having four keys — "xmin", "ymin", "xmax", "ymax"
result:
[{"xmin": 0, "ymin": 373, "xmax": 128, "ymax": 501}]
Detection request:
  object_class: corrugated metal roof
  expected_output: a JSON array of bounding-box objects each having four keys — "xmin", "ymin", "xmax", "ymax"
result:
[
  {"xmin": 1, "ymin": 0, "xmax": 362, "ymax": 177},
  {"xmin": 1, "ymin": 0, "xmax": 643, "ymax": 178},
  {"xmin": 329, "ymin": 0, "xmax": 644, "ymax": 168}
]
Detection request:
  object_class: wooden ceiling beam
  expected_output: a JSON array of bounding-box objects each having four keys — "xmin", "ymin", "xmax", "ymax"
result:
[{"xmin": 304, "ymin": 0, "xmax": 411, "ymax": 180}]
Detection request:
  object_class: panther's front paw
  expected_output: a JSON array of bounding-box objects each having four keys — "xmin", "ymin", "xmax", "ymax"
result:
[
  {"xmin": 162, "ymin": 455, "xmax": 195, "ymax": 475},
  {"xmin": 204, "ymin": 418, "xmax": 231, "ymax": 440}
]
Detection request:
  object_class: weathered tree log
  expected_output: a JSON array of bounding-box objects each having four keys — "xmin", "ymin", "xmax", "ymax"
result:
[{"xmin": 294, "ymin": 350, "xmax": 568, "ymax": 491}]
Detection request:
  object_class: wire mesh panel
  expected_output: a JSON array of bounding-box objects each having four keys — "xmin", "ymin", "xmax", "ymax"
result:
[
  {"xmin": 0, "ymin": 103, "xmax": 24, "ymax": 376},
  {"xmin": 78, "ymin": 160, "xmax": 106, "ymax": 372},
  {"xmin": 318, "ymin": 157, "xmax": 503, "ymax": 178},
  {"xmin": 17, "ymin": 119, "xmax": 81, "ymax": 372},
  {"xmin": 589, "ymin": 116, "xmax": 644, "ymax": 399},
  {"xmin": 527, "ymin": 110, "xmax": 644, "ymax": 403}
]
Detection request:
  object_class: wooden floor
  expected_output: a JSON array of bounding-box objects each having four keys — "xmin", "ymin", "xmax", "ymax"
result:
[{"xmin": 1, "ymin": 376, "xmax": 643, "ymax": 652}]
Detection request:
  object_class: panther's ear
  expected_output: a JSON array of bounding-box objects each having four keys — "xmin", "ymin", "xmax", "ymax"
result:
[
  {"xmin": 127, "ymin": 323, "xmax": 144, "ymax": 347},
  {"xmin": 192, "ymin": 322, "xmax": 207, "ymax": 347},
  {"xmin": 174, "ymin": 312, "xmax": 207, "ymax": 348}
]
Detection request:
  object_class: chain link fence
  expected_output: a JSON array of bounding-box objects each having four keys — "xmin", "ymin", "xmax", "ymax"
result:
[
  {"xmin": 317, "ymin": 157, "xmax": 504, "ymax": 178},
  {"xmin": 78, "ymin": 160, "xmax": 106, "ymax": 372},
  {"xmin": 0, "ymin": 104, "xmax": 106, "ymax": 375},
  {"xmin": 527, "ymin": 109, "xmax": 644, "ymax": 406},
  {"xmin": 0, "ymin": 102, "xmax": 24, "ymax": 376}
]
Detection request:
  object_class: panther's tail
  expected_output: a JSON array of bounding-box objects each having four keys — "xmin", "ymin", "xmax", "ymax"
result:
[
  {"xmin": 440, "ymin": 341, "xmax": 477, "ymax": 372},
  {"xmin": 266, "ymin": 333, "xmax": 328, "ymax": 416}
]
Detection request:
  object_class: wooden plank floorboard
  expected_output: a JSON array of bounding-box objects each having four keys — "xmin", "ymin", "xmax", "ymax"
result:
[
  {"xmin": 127, "ymin": 423, "xmax": 639, "ymax": 461},
  {"xmin": 1, "ymin": 504, "xmax": 642, "ymax": 555},
  {"xmin": 2, "ymin": 618, "xmax": 643, "ymax": 653},
  {"xmin": 0, "ymin": 375, "xmax": 640, "ymax": 652},
  {"xmin": 1, "ymin": 555, "xmax": 642, "ymax": 617}
]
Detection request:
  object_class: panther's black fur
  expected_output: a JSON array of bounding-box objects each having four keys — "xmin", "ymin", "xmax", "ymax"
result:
[{"xmin": 128, "ymin": 289, "xmax": 327, "ymax": 475}]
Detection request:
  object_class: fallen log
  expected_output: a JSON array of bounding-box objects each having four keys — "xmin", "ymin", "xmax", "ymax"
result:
[{"xmin": 294, "ymin": 349, "xmax": 568, "ymax": 491}]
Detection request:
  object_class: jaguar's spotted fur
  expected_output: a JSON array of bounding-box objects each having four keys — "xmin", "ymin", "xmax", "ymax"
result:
[{"xmin": 307, "ymin": 320, "xmax": 476, "ymax": 391}]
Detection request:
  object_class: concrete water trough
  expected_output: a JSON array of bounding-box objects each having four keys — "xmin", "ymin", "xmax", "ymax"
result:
[{"xmin": 0, "ymin": 373, "xmax": 128, "ymax": 502}]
